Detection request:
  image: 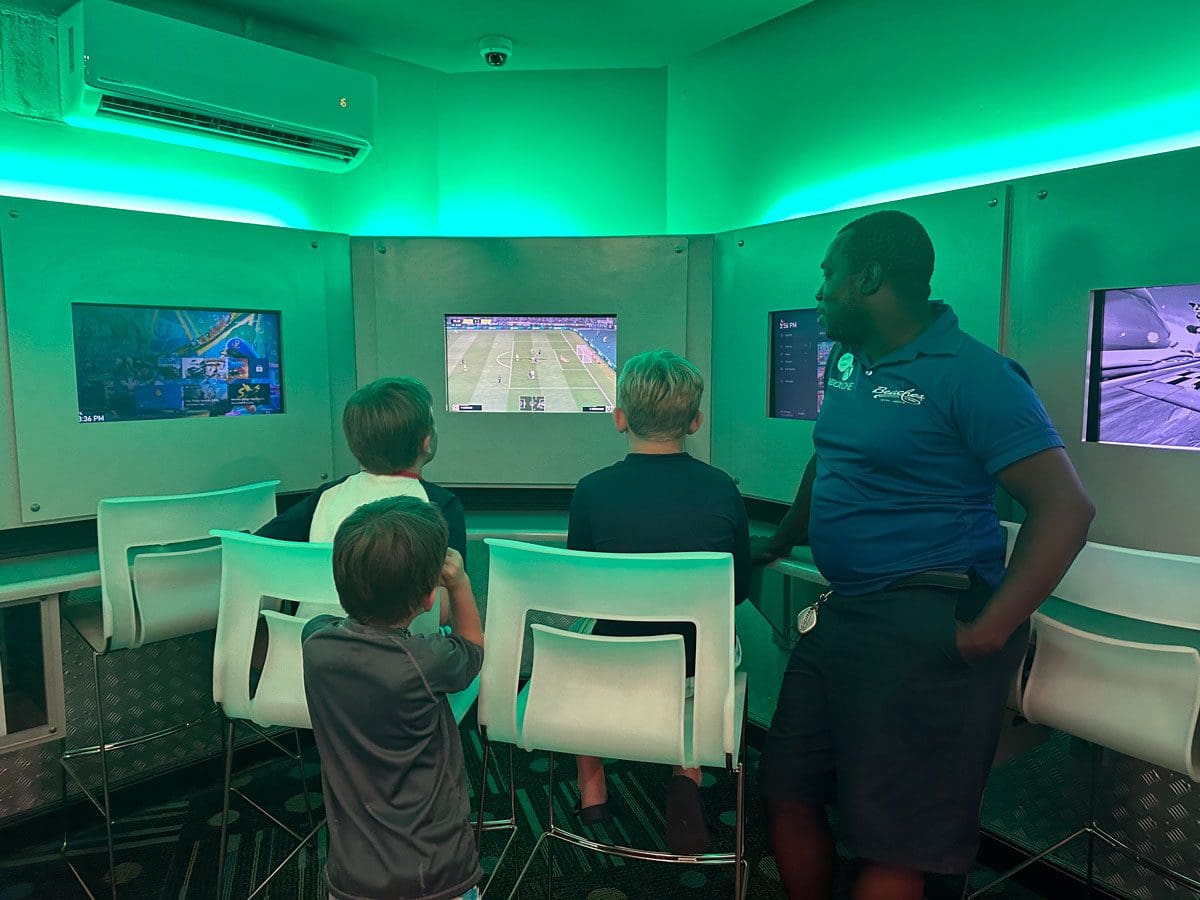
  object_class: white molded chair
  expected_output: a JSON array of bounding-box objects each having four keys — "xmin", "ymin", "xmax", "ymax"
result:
[
  {"xmin": 479, "ymin": 538, "xmax": 748, "ymax": 900},
  {"xmin": 210, "ymin": 530, "xmax": 340, "ymax": 899},
  {"xmin": 971, "ymin": 530, "xmax": 1200, "ymax": 897},
  {"xmin": 60, "ymin": 480, "xmax": 278, "ymax": 900}
]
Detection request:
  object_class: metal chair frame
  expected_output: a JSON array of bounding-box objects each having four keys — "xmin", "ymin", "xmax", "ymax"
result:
[
  {"xmin": 214, "ymin": 715, "xmax": 320, "ymax": 898},
  {"xmin": 501, "ymin": 693, "xmax": 749, "ymax": 900},
  {"xmin": 969, "ymin": 742, "xmax": 1200, "ymax": 898},
  {"xmin": 59, "ymin": 629, "xmax": 219, "ymax": 899}
]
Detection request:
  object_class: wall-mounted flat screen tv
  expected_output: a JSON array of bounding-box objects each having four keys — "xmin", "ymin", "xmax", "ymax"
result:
[
  {"xmin": 769, "ymin": 308, "xmax": 833, "ymax": 420},
  {"xmin": 72, "ymin": 304, "xmax": 283, "ymax": 423},
  {"xmin": 445, "ymin": 314, "xmax": 616, "ymax": 413},
  {"xmin": 1085, "ymin": 284, "xmax": 1200, "ymax": 450}
]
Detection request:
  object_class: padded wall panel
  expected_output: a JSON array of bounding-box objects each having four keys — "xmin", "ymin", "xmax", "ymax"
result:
[
  {"xmin": 0, "ymin": 198, "xmax": 337, "ymax": 524},
  {"xmin": 352, "ymin": 236, "xmax": 693, "ymax": 486},
  {"xmin": 1008, "ymin": 147, "xmax": 1200, "ymax": 554},
  {"xmin": 711, "ymin": 184, "xmax": 1008, "ymax": 502}
]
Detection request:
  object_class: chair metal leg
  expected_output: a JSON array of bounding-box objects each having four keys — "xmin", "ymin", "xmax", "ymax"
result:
[
  {"xmin": 507, "ymin": 831, "xmax": 551, "ymax": 900},
  {"xmin": 90, "ymin": 650, "xmax": 118, "ymax": 900},
  {"xmin": 476, "ymin": 739, "xmax": 520, "ymax": 897},
  {"xmin": 545, "ymin": 752, "xmax": 556, "ymax": 900},
  {"xmin": 294, "ymin": 728, "xmax": 316, "ymax": 829},
  {"xmin": 476, "ymin": 734, "xmax": 493, "ymax": 844},
  {"xmin": 244, "ymin": 818, "xmax": 326, "ymax": 900},
  {"xmin": 734, "ymin": 703, "xmax": 747, "ymax": 900},
  {"xmin": 216, "ymin": 718, "xmax": 235, "ymax": 899}
]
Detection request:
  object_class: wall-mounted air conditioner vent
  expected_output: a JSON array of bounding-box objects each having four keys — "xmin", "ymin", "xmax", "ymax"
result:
[
  {"xmin": 95, "ymin": 96, "xmax": 365, "ymax": 165},
  {"xmin": 60, "ymin": 0, "xmax": 377, "ymax": 173}
]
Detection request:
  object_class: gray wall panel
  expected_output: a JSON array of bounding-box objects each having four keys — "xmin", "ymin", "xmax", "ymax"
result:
[
  {"xmin": 1009, "ymin": 148, "xmax": 1200, "ymax": 554},
  {"xmin": 0, "ymin": 217, "xmax": 20, "ymax": 530},
  {"xmin": 0, "ymin": 199, "xmax": 338, "ymax": 525},
  {"xmin": 353, "ymin": 236, "xmax": 692, "ymax": 486},
  {"xmin": 320, "ymin": 233, "xmax": 359, "ymax": 483},
  {"xmin": 711, "ymin": 185, "xmax": 1008, "ymax": 502}
]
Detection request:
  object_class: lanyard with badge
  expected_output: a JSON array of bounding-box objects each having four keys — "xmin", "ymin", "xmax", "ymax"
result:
[{"xmin": 797, "ymin": 590, "xmax": 832, "ymax": 636}]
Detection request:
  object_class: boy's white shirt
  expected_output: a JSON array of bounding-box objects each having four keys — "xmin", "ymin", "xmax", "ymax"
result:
[{"xmin": 309, "ymin": 471, "xmax": 430, "ymax": 543}]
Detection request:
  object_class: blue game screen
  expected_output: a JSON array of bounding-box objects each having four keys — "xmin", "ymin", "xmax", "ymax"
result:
[{"xmin": 72, "ymin": 304, "xmax": 283, "ymax": 423}]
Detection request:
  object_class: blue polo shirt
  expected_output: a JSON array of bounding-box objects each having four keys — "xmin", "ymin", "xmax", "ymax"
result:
[{"xmin": 809, "ymin": 303, "xmax": 1063, "ymax": 596}]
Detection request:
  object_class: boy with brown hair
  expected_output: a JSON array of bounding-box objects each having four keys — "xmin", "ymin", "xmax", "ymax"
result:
[
  {"xmin": 257, "ymin": 376, "xmax": 465, "ymax": 558},
  {"xmin": 303, "ymin": 495, "xmax": 484, "ymax": 900}
]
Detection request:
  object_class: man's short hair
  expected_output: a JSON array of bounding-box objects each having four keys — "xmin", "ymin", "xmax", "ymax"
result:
[
  {"xmin": 617, "ymin": 349, "xmax": 703, "ymax": 441},
  {"xmin": 332, "ymin": 495, "xmax": 448, "ymax": 627},
  {"xmin": 838, "ymin": 210, "xmax": 935, "ymax": 304},
  {"xmin": 343, "ymin": 377, "xmax": 434, "ymax": 474}
]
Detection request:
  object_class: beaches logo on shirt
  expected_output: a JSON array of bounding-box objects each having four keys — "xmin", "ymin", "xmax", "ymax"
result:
[{"xmin": 872, "ymin": 385, "xmax": 926, "ymax": 405}]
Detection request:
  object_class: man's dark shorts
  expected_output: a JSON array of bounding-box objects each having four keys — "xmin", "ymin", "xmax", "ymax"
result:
[{"xmin": 758, "ymin": 573, "xmax": 1029, "ymax": 875}]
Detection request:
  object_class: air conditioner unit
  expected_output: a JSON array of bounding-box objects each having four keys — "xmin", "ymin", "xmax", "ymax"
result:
[{"xmin": 59, "ymin": 0, "xmax": 376, "ymax": 173}]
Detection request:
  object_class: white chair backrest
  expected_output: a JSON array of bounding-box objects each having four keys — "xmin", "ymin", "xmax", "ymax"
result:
[
  {"xmin": 1023, "ymin": 615, "xmax": 1200, "ymax": 778},
  {"xmin": 98, "ymin": 480, "xmax": 279, "ymax": 650},
  {"xmin": 1001, "ymin": 520, "xmax": 1200, "ymax": 630},
  {"xmin": 480, "ymin": 538, "xmax": 736, "ymax": 768},
  {"xmin": 409, "ymin": 588, "xmax": 442, "ymax": 636},
  {"xmin": 1000, "ymin": 520, "xmax": 1020, "ymax": 563},
  {"xmin": 521, "ymin": 626, "xmax": 688, "ymax": 766},
  {"xmin": 211, "ymin": 530, "xmax": 340, "ymax": 722}
]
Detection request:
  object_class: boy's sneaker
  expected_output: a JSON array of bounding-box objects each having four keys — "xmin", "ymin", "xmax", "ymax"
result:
[{"xmin": 664, "ymin": 775, "xmax": 709, "ymax": 854}]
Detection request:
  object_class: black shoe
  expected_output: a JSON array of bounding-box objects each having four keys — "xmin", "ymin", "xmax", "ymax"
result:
[
  {"xmin": 573, "ymin": 798, "xmax": 612, "ymax": 825},
  {"xmin": 665, "ymin": 775, "xmax": 710, "ymax": 854}
]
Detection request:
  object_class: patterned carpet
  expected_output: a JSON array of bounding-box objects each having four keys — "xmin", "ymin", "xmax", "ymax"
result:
[{"xmin": 0, "ymin": 711, "xmax": 1046, "ymax": 900}]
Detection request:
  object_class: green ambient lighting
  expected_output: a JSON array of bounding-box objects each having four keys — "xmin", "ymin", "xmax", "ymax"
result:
[
  {"xmin": 0, "ymin": 124, "xmax": 311, "ymax": 226},
  {"xmin": 762, "ymin": 91, "xmax": 1200, "ymax": 224},
  {"xmin": 436, "ymin": 190, "xmax": 583, "ymax": 238}
]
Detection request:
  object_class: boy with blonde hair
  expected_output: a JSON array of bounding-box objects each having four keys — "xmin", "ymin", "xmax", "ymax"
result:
[{"xmin": 567, "ymin": 349, "xmax": 750, "ymax": 854}]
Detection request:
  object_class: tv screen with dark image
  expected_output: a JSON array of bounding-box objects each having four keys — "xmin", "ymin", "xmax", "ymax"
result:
[
  {"xmin": 445, "ymin": 314, "xmax": 616, "ymax": 413},
  {"xmin": 1085, "ymin": 283, "xmax": 1200, "ymax": 450},
  {"xmin": 769, "ymin": 308, "xmax": 833, "ymax": 420},
  {"xmin": 72, "ymin": 304, "xmax": 283, "ymax": 423}
]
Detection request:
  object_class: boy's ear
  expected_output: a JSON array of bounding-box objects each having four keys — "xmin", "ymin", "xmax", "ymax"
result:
[
  {"xmin": 612, "ymin": 408, "xmax": 629, "ymax": 434},
  {"xmin": 687, "ymin": 411, "xmax": 703, "ymax": 435},
  {"xmin": 421, "ymin": 587, "xmax": 437, "ymax": 613}
]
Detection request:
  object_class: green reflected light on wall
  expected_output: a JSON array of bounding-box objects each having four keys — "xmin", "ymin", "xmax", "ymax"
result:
[
  {"xmin": 0, "ymin": 111, "xmax": 313, "ymax": 227},
  {"xmin": 762, "ymin": 91, "xmax": 1200, "ymax": 224},
  {"xmin": 0, "ymin": 147, "xmax": 309, "ymax": 227},
  {"xmin": 436, "ymin": 190, "xmax": 583, "ymax": 237}
]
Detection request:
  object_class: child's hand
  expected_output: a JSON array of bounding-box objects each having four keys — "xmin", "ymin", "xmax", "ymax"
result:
[{"xmin": 440, "ymin": 548, "xmax": 469, "ymax": 592}]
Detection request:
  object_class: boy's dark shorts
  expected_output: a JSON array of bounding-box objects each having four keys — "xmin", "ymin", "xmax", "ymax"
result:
[{"xmin": 758, "ymin": 573, "xmax": 1029, "ymax": 875}]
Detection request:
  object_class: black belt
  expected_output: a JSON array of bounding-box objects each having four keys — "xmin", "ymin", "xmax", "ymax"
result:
[{"xmin": 886, "ymin": 570, "xmax": 973, "ymax": 592}]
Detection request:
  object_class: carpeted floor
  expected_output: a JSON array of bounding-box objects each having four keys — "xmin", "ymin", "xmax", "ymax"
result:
[{"xmin": 1, "ymin": 710, "xmax": 1046, "ymax": 900}]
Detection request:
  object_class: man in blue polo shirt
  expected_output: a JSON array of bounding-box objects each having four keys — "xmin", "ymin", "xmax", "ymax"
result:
[{"xmin": 756, "ymin": 211, "xmax": 1095, "ymax": 900}]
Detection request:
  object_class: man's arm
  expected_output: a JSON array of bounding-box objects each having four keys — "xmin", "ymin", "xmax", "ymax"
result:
[
  {"xmin": 957, "ymin": 448, "xmax": 1095, "ymax": 660},
  {"xmin": 754, "ymin": 454, "xmax": 817, "ymax": 564}
]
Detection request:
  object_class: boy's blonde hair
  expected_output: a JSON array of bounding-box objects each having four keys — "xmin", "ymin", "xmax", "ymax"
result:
[{"xmin": 616, "ymin": 350, "xmax": 703, "ymax": 441}]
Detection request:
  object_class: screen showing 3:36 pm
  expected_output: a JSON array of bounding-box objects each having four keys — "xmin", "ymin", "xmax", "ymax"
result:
[{"xmin": 769, "ymin": 308, "xmax": 832, "ymax": 420}]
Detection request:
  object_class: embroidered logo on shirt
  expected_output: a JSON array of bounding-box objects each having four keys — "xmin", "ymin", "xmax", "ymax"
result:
[
  {"xmin": 872, "ymin": 386, "xmax": 926, "ymax": 405},
  {"xmin": 827, "ymin": 352, "xmax": 856, "ymax": 391},
  {"xmin": 837, "ymin": 353, "xmax": 854, "ymax": 380}
]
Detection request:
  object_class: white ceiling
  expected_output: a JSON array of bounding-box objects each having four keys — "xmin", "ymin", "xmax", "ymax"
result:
[{"xmin": 5, "ymin": 0, "xmax": 814, "ymax": 72}]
